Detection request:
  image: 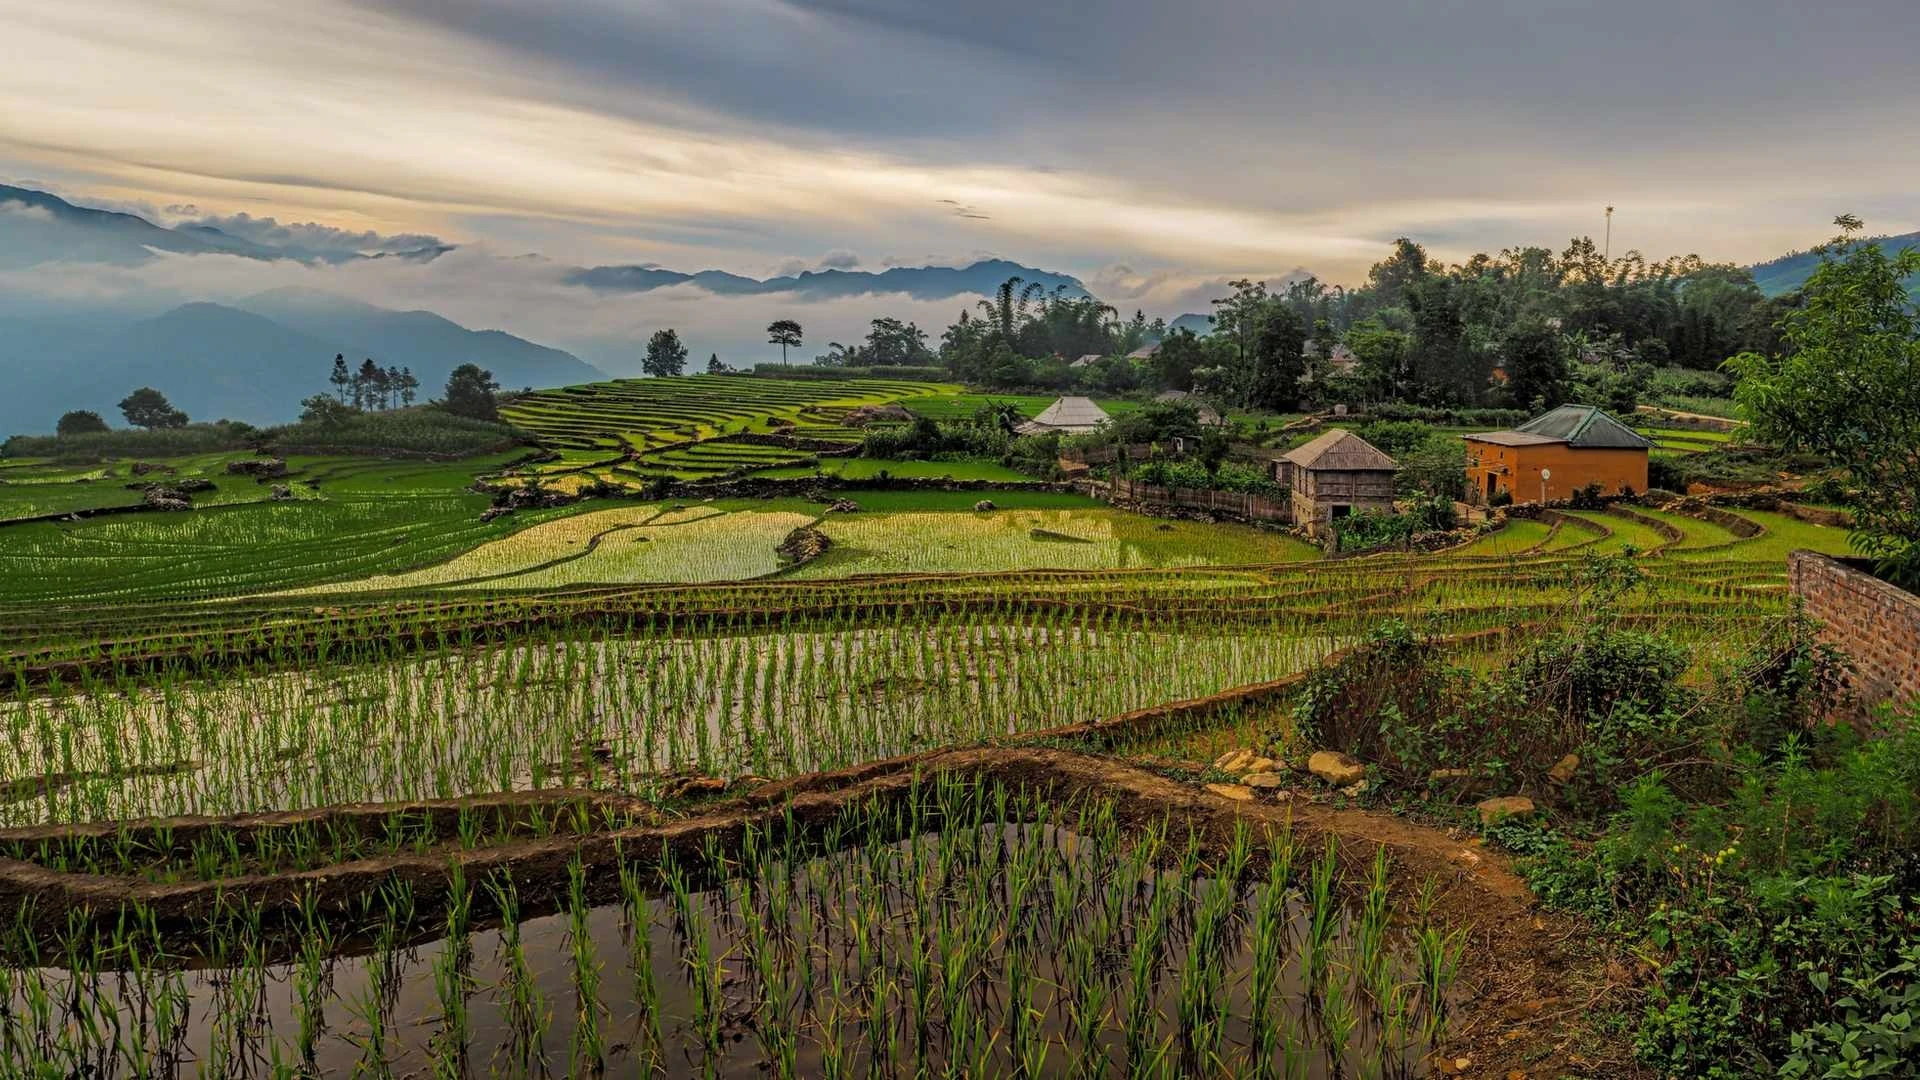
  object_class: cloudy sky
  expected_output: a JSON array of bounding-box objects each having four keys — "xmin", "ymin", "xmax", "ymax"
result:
[{"xmin": 3, "ymin": 0, "xmax": 1918, "ymax": 355}]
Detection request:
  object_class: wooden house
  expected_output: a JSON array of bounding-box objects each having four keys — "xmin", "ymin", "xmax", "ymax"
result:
[{"xmin": 1276, "ymin": 429, "xmax": 1398, "ymax": 536}]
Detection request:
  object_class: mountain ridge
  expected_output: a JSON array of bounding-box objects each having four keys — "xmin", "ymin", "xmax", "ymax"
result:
[
  {"xmin": 0, "ymin": 291, "xmax": 602, "ymax": 437},
  {"xmin": 567, "ymin": 258, "xmax": 1088, "ymax": 301}
]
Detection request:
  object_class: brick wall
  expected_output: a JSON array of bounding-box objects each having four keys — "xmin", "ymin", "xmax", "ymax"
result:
[{"xmin": 1789, "ymin": 550, "xmax": 1920, "ymax": 723}]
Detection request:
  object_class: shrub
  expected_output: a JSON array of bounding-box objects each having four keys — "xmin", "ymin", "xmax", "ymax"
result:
[
  {"xmin": 2, "ymin": 422, "xmax": 251, "ymax": 461},
  {"xmin": 266, "ymin": 407, "xmax": 527, "ymax": 457},
  {"xmin": 1333, "ymin": 508, "xmax": 1415, "ymax": 551}
]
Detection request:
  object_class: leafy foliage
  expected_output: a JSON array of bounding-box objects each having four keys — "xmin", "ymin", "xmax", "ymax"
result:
[
  {"xmin": 1729, "ymin": 216, "xmax": 1920, "ymax": 585},
  {"xmin": 442, "ymin": 363, "xmax": 501, "ymax": 422},
  {"xmin": 55, "ymin": 410, "xmax": 108, "ymax": 437},
  {"xmin": 118, "ymin": 387, "xmax": 189, "ymax": 430},
  {"xmin": 643, "ymin": 328, "xmax": 689, "ymax": 378}
]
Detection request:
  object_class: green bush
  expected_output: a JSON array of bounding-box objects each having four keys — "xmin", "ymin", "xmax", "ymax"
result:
[
  {"xmin": 1333, "ymin": 508, "xmax": 1416, "ymax": 551},
  {"xmin": 2, "ymin": 422, "xmax": 252, "ymax": 461},
  {"xmin": 266, "ymin": 408, "xmax": 526, "ymax": 457}
]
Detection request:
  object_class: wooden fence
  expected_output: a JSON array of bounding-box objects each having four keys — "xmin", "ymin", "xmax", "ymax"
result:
[{"xmin": 1101, "ymin": 477, "xmax": 1292, "ymax": 524}]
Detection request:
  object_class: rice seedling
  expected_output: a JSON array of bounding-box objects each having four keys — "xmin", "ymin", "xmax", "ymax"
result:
[{"xmin": 0, "ymin": 774, "xmax": 1468, "ymax": 1076}]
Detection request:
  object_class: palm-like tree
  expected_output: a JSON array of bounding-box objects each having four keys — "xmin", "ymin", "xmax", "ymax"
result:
[{"xmin": 977, "ymin": 277, "xmax": 1047, "ymax": 345}]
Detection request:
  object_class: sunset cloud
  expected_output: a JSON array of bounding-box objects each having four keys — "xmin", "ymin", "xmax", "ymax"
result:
[{"xmin": 2, "ymin": 0, "xmax": 1917, "ymax": 291}]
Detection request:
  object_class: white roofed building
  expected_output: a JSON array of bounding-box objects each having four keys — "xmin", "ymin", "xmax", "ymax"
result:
[{"xmin": 1014, "ymin": 396, "xmax": 1112, "ymax": 436}]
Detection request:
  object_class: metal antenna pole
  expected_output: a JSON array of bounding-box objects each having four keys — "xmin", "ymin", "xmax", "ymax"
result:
[{"xmin": 1604, "ymin": 206, "xmax": 1614, "ymax": 263}]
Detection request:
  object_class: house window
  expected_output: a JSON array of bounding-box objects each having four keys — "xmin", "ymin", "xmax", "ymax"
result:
[{"xmin": 1331, "ymin": 504, "xmax": 1352, "ymax": 520}]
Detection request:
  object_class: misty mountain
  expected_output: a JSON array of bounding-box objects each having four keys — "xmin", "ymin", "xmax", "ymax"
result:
[
  {"xmin": 0, "ymin": 185, "xmax": 450, "ymax": 267},
  {"xmin": 1168, "ymin": 313, "xmax": 1215, "ymax": 336},
  {"xmin": 0, "ymin": 293, "xmax": 601, "ymax": 437},
  {"xmin": 1748, "ymin": 231, "xmax": 1920, "ymax": 298},
  {"xmin": 568, "ymin": 258, "xmax": 1088, "ymax": 301},
  {"xmin": 0, "ymin": 184, "xmax": 285, "ymax": 268}
]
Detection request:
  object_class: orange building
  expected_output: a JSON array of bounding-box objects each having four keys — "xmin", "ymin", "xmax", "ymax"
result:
[{"xmin": 1463, "ymin": 405, "xmax": 1650, "ymax": 504}]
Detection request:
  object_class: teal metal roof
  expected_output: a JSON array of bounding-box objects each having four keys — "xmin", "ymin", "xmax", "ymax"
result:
[{"xmin": 1466, "ymin": 404, "xmax": 1651, "ymax": 450}]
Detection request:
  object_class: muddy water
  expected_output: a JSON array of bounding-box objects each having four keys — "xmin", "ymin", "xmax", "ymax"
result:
[{"xmin": 3, "ymin": 823, "xmax": 1444, "ymax": 1079}]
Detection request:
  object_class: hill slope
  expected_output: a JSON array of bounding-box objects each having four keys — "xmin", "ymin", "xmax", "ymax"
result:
[
  {"xmin": 1749, "ymin": 231, "xmax": 1920, "ymax": 297},
  {"xmin": 0, "ymin": 295, "xmax": 601, "ymax": 436}
]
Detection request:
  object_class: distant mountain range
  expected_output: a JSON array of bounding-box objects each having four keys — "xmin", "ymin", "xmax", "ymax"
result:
[
  {"xmin": 567, "ymin": 258, "xmax": 1087, "ymax": 302},
  {"xmin": 0, "ymin": 184, "xmax": 452, "ymax": 267},
  {"xmin": 0, "ymin": 289, "xmax": 602, "ymax": 437},
  {"xmin": 1748, "ymin": 231, "xmax": 1920, "ymax": 298}
]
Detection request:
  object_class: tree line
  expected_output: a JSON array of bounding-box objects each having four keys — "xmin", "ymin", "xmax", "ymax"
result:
[{"xmin": 890, "ymin": 233, "xmax": 1793, "ymax": 416}]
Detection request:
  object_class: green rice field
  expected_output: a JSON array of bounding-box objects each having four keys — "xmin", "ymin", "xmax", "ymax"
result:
[
  {"xmin": 0, "ymin": 373, "xmax": 1870, "ymax": 1078},
  {"xmin": 499, "ymin": 375, "xmax": 955, "ymax": 482}
]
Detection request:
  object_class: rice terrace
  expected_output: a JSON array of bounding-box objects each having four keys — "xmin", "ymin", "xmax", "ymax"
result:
[{"xmin": 5, "ymin": 221, "xmax": 1920, "ymax": 1080}]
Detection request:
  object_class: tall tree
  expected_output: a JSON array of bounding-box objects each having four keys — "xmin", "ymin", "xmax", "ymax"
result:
[
  {"xmin": 442, "ymin": 364, "xmax": 500, "ymax": 421},
  {"xmin": 1246, "ymin": 304, "xmax": 1308, "ymax": 410},
  {"xmin": 767, "ymin": 319, "xmax": 803, "ymax": 366},
  {"xmin": 329, "ymin": 354, "xmax": 351, "ymax": 403},
  {"xmin": 1364, "ymin": 238, "xmax": 1436, "ymax": 314},
  {"xmin": 863, "ymin": 317, "xmax": 933, "ymax": 365},
  {"xmin": 644, "ymin": 328, "xmax": 690, "ymax": 377},
  {"xmin": 1499, "ymin": 317, "xmax": 1573, "ymax": 411},
  {"xmin": 1729, "ymin": 215, "xmax": 1920, "ymax": 583},
  {"xmin": 56, "ymin": 410, "xmax": 109, "ymax": 437},
  {"xmin": 397, "ymin": 367, "xmax": 419, "ymax": 406},
  {"xmin": 1405, "ymin": 277, "xmax": 1484, "ymax": 403},
  {"xmin": 118, "ymin": 387, "xmax": 188, "ymax": 429},
  {"xmin": 384, "ymin": 365, "xmax": 404, "ymax": 409},
  {"xmin": 707, "ymin": 352, "xmax": 725, "ymax": 374},
  {"xmin": 354, "ymin": 358, "xmax": 383, "ymax": 410}
]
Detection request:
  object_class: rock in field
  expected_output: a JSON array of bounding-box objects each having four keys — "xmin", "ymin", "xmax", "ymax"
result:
[
  {"xmin": 1244, "ymin": 771, "xmax": 1288, "ymax": 790},
  {"xmin": 1213, "ymin": 749, "xmax": 1255, "ymax": 773},
  {"xmin": 269, "ymin": 483, "xmax": 294, "ymax": 501},
  {"xmin": 1204, "ymin": 783, "xmax": 1255, "ymax": 802},
  {"xmin": 1549, "ymin": 753, "xmax": 1580, "ymax": 784},
  {"xmin": 141, "ymin": 485, "xmax": 193, "ymax": 512},
  {"xmin": 1475, "ymin": 795, "xmax": 1536, "ymax": 824},
  {"xmin": 1307, "ymin": 750, "xmax": 1367, "ymax": 786},
  {"xmin": 973, "ymin": 499, "xmax": 996, "ymax": 511}
]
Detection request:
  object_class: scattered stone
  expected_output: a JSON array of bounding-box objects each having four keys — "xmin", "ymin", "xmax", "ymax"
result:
[
  {"xmin": 502, "ymin": 485, "xmax": 575, "ymax": 509},
  {"xmin": 269, "ymin": 483, "xmax": 293, "ymax": 501},
  {"xmin": 1203, "ymin": 783, "xmax": 1254, "ymax": 802},
  {"xmin": 130, "ymin": 461, "xmax": 175, "ymax": 476},
  {"xmin": 973, "ymin": 499, "xmax": 996, "ymax": 512},
  {"xmin": 141, "ymin": 485, "xmax": 193, "ymax": 512},
  {"xmin": 226, "ymin": 457, "xmax": 288, "ymax": 479},
  {"xmin": 1307, "ymin": 750, "xmax": 1367, "ymax": 787},
  {"xmin": 480, "ymin": 507, "xmax": 515, "ymax": 522},
  {"xmin": 1341, "ymin": 779, "xmax": 1370, "ymax": 797},
  {"xmin": 1476, "ymin": 795, "xmax": 1536, "ymax": 824},
  {"xmin": 1244, "ymin": 771, "xmax": 1288, "ymax": 790},
  {"xmin": 1549, "ymin": 752, "xmax": 1580, "ymax": 784},
  {"xmin": 826, "ymin": 499, "xmax": 860, "ymax": 513},
  {"xmin": 1245, "ymin": 756, "xmax": 1278, "ymax": 774},
  {"xmin": 1212, "ymin": 749, "xmax": 1255, "ymax": 774},
  {"xmin": 1429, "ymin": 767, "xmax": 1478, "ymax": 784}
]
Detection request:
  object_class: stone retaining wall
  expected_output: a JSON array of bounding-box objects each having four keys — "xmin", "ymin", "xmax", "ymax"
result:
[{"xmin": 1789, "ymin": 550, "xmax": 1920, "ymax": 724}]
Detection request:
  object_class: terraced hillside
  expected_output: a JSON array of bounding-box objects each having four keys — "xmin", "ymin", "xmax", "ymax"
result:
[{"xmin": 500, "ymin": 374, "xmax": 953, "ymax": 481}]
